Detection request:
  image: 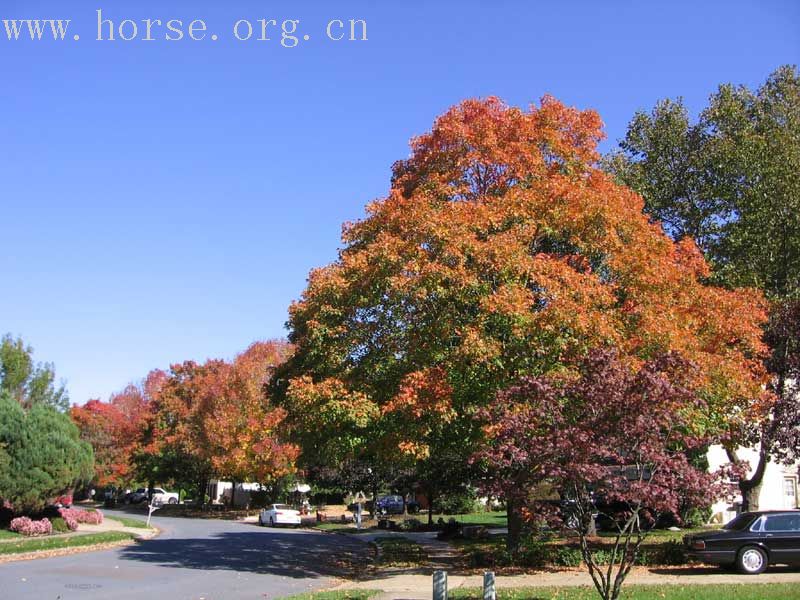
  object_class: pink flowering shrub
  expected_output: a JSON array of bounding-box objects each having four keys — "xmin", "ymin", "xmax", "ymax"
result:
[
  {"xmin": 64, "ymin": 516, "xmax": 79, "ymax": 531},
  {"xmin": 59, "ymin": 508, "xmax": 103, "ymax": 525},
  {"xmin": 9, "ymin": 516, "xmax": 52, "ymax": 536}
]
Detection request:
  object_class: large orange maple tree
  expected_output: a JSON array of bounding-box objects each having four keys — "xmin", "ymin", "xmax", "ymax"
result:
[
  {"xmin": 278, "ymin": 96, "xmax": 770, "ymax": 480},
  {"xmin": 142, "ymin": 340, "xmax": 298, "ymax": 499}
]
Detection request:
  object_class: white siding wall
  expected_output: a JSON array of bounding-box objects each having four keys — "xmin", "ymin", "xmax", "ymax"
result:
[{"xmin": 707, "ymin": 444, "xmax": 799, "ymax": 524}]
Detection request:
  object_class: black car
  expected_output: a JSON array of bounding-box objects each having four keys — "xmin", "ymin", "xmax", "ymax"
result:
[
  {"xmin": 375, "ymin": 495, "xmax": 420, "ymax": 515},
  {"xmin": 684, "ymin": 510, "xmax": 800, "ymax": 574}
]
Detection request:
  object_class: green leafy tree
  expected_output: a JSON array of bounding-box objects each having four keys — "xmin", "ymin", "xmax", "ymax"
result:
[
  {"xmin": 607, "ymin": 65, "xmax": 800, "ymax": 508},
  {"xmin": 0, "ymin": 391, "xmax": 94, "ymax": 513},
  {"xmin": 607, "ymin": 65, "xmax": 800, "ymax": 297},
  {"xmin": 0, "ymin": 334, "xmax": 68, "ymax": 410}
]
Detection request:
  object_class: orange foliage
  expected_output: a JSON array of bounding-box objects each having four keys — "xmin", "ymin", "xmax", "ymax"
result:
[
  {"xmin": 286, "ymin": 95, "xmax": 770, "ymax": 457},
  {"xmin": 70, "ymin": 380, "xmax": 155, "ymax": 487},
  {"xmin": 146, "ymin": 340, "xmax": 299, "ymax": 484}
]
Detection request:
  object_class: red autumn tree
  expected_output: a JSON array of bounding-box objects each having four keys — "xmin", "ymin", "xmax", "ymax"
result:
[
  {"xmin": 277, "ymin": 96, "xmax": 769, "ymax": 513},
  {"xmin": 474, "ymin": 349, "xmax": 732, "ymax": 600},
  {"xmin": 70, "ymin": 379, "xmax": 155, "ymax": 488},
  {"xmin": 204, "ymin": 341, "xmax": 299, "ymax": 494},
  {"xmin": 142, "ymin": 341, "xmax": 298, "ymax": 502}
]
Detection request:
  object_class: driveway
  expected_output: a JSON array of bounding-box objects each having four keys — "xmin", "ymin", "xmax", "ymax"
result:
[{"xmin": 1, "ymin": 509, "xmax": 371, "ymax": 600}]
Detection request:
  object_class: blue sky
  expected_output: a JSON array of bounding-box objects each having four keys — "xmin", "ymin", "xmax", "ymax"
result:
[{"xmin": 1, "ymin": 0, "xmax": 798, "ymax": 405}]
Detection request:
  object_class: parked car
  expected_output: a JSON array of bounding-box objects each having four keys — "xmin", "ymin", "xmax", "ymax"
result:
[
  {"xmin": 126, "ymin": 488, "xmax": 149, "ymax": 504},
  {"xmin": 151, "ymin": 488, "xmax": 179, "ymax": 505},
  {"xmin": 259, "ymin": 504, "xmax": 301, "ymax": 527},
  {"xmin": 375, "ymin": 495, "xmax": 420, "ymax": 515},
  {"xmin": 684, "ymin": 510, "xmax": 800, "ymax": 574},
  {"xmin": 52, "ymin": 493, "xmax": 73, "ymax": 508},
  {"xmin": 125, "ymin": 487, "xmax": 179, "ymax": 505}
]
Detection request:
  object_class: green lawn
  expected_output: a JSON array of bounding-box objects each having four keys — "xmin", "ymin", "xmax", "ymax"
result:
[
  {"xmin": 314, "ymin": 521, "xmax": 360, "ymax": 532},
  {"xmin": 110, "ymin": 515, "xmax": 153, "ymax": 529},
  {"xmin": 0, "ymin": 531, "xmax": 136, "ymax": 555},
  {"xmin": 278, "ymin": 592, "xmax": 380, "ymax": 600},
  {"xmin": 0, "ymin": 530, "xmax": 22, "ymax": 540},
  {"xmin": 449, "ymin": 584, "xmax": 800, "ymax": 600},
  {"xmin": 439, "ymin": 510, "xmax": 508, "ymax": 528}
]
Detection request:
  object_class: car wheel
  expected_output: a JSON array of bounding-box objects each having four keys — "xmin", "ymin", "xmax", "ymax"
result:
[
  {"xmin": 168, "ymin": 497, "xmax": 178, "ymax": 505},
  {"xmin": 269, "ymin": 517, "xmax": 275, "ymax": 527},
  {"xmin": 737, "ymin": 546, "xmax": 767, "ymax": 574},
  {"xmin": 258, "ymin": 514, "xmax": 264, "ymax": 526}
]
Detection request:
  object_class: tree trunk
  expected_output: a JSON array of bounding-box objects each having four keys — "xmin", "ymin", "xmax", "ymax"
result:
[
  {"xmin": 427, "ymin": 487, "xmax": 436, "ymax": 527},
  {"xmin": 371, "ymin": 479, "xmax": 379, "ymax": 519},
  {"xmin": 231, "ymin": 479, "xmax": 237, "ymax": 508},
  {"xmin": 741, "ymin": 483, "xmax": 762, "ymax": 512},
  {"xmin": 506, "ymin": 497, "xmax": 523, "ymax": 555},
  {"xmin": 198, "ymin": 477, "xmax": 208, "ymax": 507},
  {"xmin": 726, "ymin": 446, "xmax": 767, "ymax": 512}
]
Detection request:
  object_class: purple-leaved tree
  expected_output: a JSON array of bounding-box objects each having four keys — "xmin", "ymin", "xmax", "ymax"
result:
[{"xmin": 474, "ymin": 348, "xmax": 732, "ymax": 600}]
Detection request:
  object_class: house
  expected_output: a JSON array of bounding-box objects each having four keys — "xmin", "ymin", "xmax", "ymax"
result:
[
  {"xmin": 207, "ymin": 480, "xmax": 262, "ymax": 508},
  {"xmin": 707, "ymin": 444, "xmax": 799, "ymax": 524}
]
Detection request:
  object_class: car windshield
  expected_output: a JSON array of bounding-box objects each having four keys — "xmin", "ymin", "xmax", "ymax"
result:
[
  {"xmin": 723, "ymin": 513, "xmax": 758, "ymax": 531},
  {"xmin": 274, "ymin": 504, "xmax": 292, "ymax": 510}
]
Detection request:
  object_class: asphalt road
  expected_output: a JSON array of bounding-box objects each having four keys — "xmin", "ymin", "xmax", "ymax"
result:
[{"xmin": 1, "ymin": 509, "xmax": 370, "ymax": 600}]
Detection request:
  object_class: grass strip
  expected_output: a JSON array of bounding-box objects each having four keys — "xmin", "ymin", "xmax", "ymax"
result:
[
  {"xmin": 279, "ymin": 591, "xmax": 381, "ymax": 600},
  {"xmin": 110, "ymin": 516, "xmax": 153, "ymax": 529},
  {"xmin": 449, "ymin": 583, "xmax": 800, "ymax": 600},
  {"xmin": 0, "ymin": 531, "xmax": 135, "ymax": 555}
]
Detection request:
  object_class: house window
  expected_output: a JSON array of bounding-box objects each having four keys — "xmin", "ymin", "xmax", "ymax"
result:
[{"xmin": 784, "ymin": 477, "xmax": 798, "ymax": 509}]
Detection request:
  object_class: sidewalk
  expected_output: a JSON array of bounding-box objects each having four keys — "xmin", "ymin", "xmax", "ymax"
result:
[
  {"xmin": 76, "ymin": 517, "xmax": 159, "ymax": 539},
  {"xmin": 334, "ymin": 566, "xmax": 800, "ymax": 599},
  {"xmin": 328, "ymin": 529, "xmax": 800, "ymax": 599}
]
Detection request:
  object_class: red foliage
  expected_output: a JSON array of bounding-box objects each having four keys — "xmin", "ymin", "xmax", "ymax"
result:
[
  {"xmin": 59, "ymin": 507, "xmax": 103, "ymax": 525},
  {"xmin": 70, "ymin": 380, "xmax": 155, "ymax": 487},
  {"xmin": 475, "ymin": 348, "xmax": 730, "ymax": 520}
]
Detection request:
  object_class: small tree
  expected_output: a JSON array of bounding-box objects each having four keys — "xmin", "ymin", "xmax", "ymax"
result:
[
  {"xmin": 476, "ymin": 349, "xmax": 728, "ymax": 600},
  {"xmin": 0, "ymin": 392, "xmax": 94, "ymax": 514},
  {"xmin": 0, "ymin": 334, "xmax": 68, "ymax": 410}
]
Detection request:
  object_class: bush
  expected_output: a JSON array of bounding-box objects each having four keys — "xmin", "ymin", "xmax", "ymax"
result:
[
  {"xmin": 467, "ymin": 547, "xmax": 513, "ymax": 568},
  {"xmin": 249, "ymin": 490, "xmax": 271, "ymax": 509},
  {"xmin": 552, "ymin": 546, "xmax": 583, "ymax": 567},
  {"xmin": 637, "ymin": 540, "xmax": 686, "ymax": 566},
  {"xmin": 400, "ymin": 518, "xmax": 423, "ymax": 531},
  {"xmin": 0, "ymin": 504, "xmax": 13, "ymax": 528},
  {"xmin": 682, "ymin": 507, "xmax": 712, "ymax": 528},
  {"xmin": 436, "ymin": 517, "xmax": 461, "ymax": 539},
  {"xmin": 436, "ymin": 489, "xmax": 480, "ymax": 514},
  {"xmin": 0, "ymin": 394, "xmax": 94, "ymax": 514},
  {"xmin": 9, "ymin": 516, "xmax": 52, "ymax": 536},
  {"xmin": 59, "ymin": 507, "xmax": 103, "ymax": 525},
  {"xmin": 50, "ymin": 516, "xmax": 78, "ymax": 533}
]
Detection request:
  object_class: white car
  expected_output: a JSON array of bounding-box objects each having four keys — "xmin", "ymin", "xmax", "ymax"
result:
[
  {"xmin": 151, "ymin": 487, "xmax": 179, "ymax": 505},
  {"xmin": 259, "ymin": 504, "xmax": 301, "ymax": 527}
]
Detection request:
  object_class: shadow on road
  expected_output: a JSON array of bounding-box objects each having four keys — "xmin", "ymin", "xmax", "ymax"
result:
[{"xmin": 119, "ymin": 529, "xmax": 372, "ymax": 579}]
